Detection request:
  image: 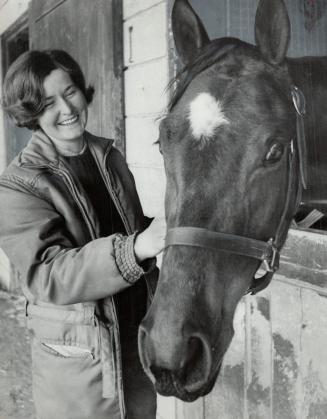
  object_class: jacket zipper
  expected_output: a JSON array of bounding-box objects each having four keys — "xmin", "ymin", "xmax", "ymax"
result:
[{"xmin": 91, "ymin": 147, "xmax": 127, "ymax": 418}]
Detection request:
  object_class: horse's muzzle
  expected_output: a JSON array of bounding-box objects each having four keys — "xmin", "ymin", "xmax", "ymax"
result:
[{"xmin": 138, "ymin": 322, "xmax": 215, "ymax": 400}]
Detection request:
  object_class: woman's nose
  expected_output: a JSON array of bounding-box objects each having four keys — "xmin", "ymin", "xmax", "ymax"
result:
[{"xmin": 59, "ymin": 97, "xmax": 74, "ymax": 114}]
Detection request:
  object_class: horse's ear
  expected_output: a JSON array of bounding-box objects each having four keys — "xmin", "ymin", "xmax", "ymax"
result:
[
  {"xmin": 172, "ymin": 0, "xmax": 210, "ymax": 65},
  {"xmin": 255, "ymin": 0, "xmax": 290, "ymax": 65}
]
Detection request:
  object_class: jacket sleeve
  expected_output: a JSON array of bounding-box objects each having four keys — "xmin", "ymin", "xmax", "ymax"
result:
[{"xmin": 0, "ymin": 179, "xmax": 143, "ymax": 305}]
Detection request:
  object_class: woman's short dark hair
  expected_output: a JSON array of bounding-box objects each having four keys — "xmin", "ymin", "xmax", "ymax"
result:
[{"xmin": 1, "ymin": 50, "xmax": 94, "ymax": 130}]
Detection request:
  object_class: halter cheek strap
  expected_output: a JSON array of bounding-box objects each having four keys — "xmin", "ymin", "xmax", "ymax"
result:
[
  {"xmin": 291, "ymin": 85, "xmax": 307, "ymax": 189},
  {"xmin": 164, "ymin": 86, "xmax": 307, "ymax": 295}
]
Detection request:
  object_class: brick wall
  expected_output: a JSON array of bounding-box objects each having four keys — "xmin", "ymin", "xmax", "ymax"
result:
[{"xmin": 123, "ymin": 0, "xmax": 167, "ymax": 217}]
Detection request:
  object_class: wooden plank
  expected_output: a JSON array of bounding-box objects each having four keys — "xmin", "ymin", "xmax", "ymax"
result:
[
  {"xmin": 270, "ymin": 280, "xmax": 302, "ymax": 419},
  {"xmin": 205, "ymin": 299, "xmax": 246, "ymax": 419},
  {"xmin": 246, "ymin": 287, "xmax": 272, "ymax": 419},
  {"xmin": 176, "ymin": 398, "xmax": 204, "ymax": 419},
  {"xmin": 279, "ymin": 229, "xmax": 327, "ymax": 290},
  {"xmin": 300, "ymin": 289, "xmax": 327, "ymax": 418},
  {"xmin": 156, "ymin": 395, "xmax": 176, "ymax": 419},
  {"xmin": 28, "ymin": 0, "xmax": 66, "ymax": 21}
]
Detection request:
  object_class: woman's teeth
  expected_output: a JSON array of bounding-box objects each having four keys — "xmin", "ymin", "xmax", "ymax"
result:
[{"xmin": 59, "ymin": 115, "xmax": 78, "ymax": 126}]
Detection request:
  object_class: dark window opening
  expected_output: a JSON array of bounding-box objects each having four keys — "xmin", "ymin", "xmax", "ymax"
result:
[{"xmin": 2, "ymin": 15, "xmax": 30, "ymax": 164}]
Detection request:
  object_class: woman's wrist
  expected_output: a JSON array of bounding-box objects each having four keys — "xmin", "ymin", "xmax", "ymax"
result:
[
  {"xmin": 114, "ymin": 233, "xmax": 144, "ymax": 284},
  {"xmin": 134, "ymin": 231, "xmax": 147, "ymax": 263}
]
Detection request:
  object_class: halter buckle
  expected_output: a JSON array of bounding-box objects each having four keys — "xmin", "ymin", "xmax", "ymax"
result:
[
  {"xmin": 263, "ymin": 239, "xmax": 279, "ymax": 272},
  {"xmin": 291, "ymin": 85, "xmax": 306, "ymax": 116}
]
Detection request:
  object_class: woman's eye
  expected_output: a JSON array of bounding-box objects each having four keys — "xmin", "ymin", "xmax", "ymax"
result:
[
  {"xmin": 66, "ymin": 89, "xmax": 76, "ymax": 97},
  {"xmin": 265, "ymin": 143, "xmax": 284, "ymax": 163},
  {"xmin": 44, "ymin": 101, "xmax": 54, "ymax": 109}
]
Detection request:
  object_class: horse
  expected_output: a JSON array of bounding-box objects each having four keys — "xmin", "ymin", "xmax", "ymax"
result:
[{"xmin": 138, "ymin": 0, "xmax": 327, "ymax": 402}]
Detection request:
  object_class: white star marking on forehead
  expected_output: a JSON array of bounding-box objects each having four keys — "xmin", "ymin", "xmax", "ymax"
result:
[{"xmin": 188, "ymin": 92, "xmax": 229, "ymax": 141}]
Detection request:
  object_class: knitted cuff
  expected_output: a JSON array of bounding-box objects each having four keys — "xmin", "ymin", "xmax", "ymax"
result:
[{"xmin": 114, "ymin": 233, "xmax": 145, "ymax": 284}]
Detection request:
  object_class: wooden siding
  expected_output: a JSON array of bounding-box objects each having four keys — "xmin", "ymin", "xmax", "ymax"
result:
[{"xmin": 0, "ymin": 0, "xmax": 30, "ymax": 171}]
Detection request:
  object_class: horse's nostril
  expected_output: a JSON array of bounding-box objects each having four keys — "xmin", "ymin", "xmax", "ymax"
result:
[
  {"xmin": 182, "ymin": 334, "xmax": 213, "ymax": 393},
  {"xmin": 186, "ymin": 336, "xmax": 203, "ymax": 366},
  {"xmin": 139, "ymin": 323, "xmax": 213, "ymax": 395}
]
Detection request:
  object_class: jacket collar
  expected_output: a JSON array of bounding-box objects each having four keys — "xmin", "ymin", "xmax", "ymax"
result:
[{"xmin": 18, "ymin": 130, "xmax": 114, "ymax": 167}]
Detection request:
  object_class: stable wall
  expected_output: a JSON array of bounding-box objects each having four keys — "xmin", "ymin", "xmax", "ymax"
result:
[
  {"xmin": 0, "ymin": 0, "xmax": 30, "ymax": 290},
  {"xmin": 0, "ymin": 0, "xmax": 30, "ymax": 174},
  {"xmin": 123, "ymin": 0, "xmax": 167, "ymax": 218}
]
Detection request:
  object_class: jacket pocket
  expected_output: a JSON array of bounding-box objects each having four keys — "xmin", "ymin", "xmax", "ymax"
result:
[
  {"xmin": 27, "ymin": 303, "xmax": 98, "ymax": 355},
  {"xmin": 40, "ymin": 342, "xmax": 94, "ymax": 359}
]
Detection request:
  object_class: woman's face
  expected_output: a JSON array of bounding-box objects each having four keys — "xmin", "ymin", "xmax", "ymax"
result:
[{"xmin": 37, "ymin": 68, "xmax": 88, "ymax": 144}]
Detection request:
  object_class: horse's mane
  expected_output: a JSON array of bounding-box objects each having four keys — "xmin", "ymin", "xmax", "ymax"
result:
[{"xmin": 168, "ymin": 38, "xmax": 252, "ymax": 110}]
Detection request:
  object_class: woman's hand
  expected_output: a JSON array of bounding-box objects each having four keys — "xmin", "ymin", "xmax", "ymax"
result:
[{"xmin": 134, "ymin": 217, "xmax": 167, "ymax": 262}]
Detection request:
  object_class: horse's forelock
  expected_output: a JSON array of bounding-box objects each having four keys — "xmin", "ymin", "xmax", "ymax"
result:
[
  {"xmin": 168, "ymin": 38, "xmax": 241, "ymax": 111},
  {"xmin": 168, "ymin": 39, "xmax": 249, "ymax": 111}
]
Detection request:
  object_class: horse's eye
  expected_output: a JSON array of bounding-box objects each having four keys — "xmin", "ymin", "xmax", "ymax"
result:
[
  {"xmin": 265, "ymin": 143, "xmax": 284, "ymax": 163},
  {"xmin": 164, "ymin": 128, "xmax": 172, "ymax": 141}
]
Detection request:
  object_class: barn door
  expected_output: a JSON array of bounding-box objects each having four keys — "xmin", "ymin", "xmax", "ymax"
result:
[{"xmin": 29, "ymin": 0, "xmax": 125, "ymax": 153}]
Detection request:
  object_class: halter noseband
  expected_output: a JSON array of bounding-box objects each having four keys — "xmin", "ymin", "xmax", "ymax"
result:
[{"xmin": 164, "ymin": 86, "xmax": 307, "ymax": 295}]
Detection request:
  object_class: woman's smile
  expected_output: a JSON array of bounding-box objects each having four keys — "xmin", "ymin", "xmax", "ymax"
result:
[{"xmin": 58, "ymin": 114, "xmax": 79, "ymax": 126}]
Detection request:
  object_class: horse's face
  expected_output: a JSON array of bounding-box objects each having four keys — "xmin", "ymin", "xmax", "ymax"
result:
[{"xmin": 139, "ymin": 0, "xmax": 296, "ymax": 401}]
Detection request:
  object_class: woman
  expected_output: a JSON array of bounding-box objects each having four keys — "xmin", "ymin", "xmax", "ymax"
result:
[{"xmin": 0, "ymin": 50, "xmax": 165, "ymax": 419}]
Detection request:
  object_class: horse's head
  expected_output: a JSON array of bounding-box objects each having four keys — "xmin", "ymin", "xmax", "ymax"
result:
[{"xmin": 139, "ymin": 0, "xmax": 304, "ymax": 401}]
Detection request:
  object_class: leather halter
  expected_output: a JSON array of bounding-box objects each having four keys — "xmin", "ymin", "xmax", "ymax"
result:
[{"xmin": 165, "ymin": 86, "xmax": 307, "ymax": 295}]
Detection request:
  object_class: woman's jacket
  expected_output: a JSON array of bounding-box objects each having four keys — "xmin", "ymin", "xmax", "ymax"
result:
[{"xmin": 0, "ymin": 129, "xmax": 158, "ymax": 417}]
